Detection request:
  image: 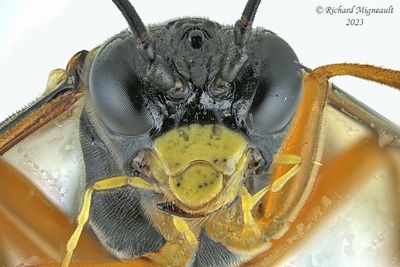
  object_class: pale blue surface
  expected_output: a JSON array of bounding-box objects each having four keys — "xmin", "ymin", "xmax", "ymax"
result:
[{"xmin": 0, "ymin": 1, "xmax": 26, "ymax": 42}]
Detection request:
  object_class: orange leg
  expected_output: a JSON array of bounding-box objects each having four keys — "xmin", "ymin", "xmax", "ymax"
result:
[
  {"xmin": 323, "ymin": 64, "xmax": 400, "ymax": 146},
  {"xmin": 313, "ymin": 63, "xmax": 400, "ymax": 88},
  {"xmin": 246, "ymin": 136, "xmax": 400, "ymax": 266},
  {"xmin": 0, "ymin": 158, "xmax": 170, "ymax": 267},
  {"xmin": 262, "ymin": 63, "xmax": 400, "ymax": 219},
  {"xmin": 247, "ymin": 63, "xmax": 400, "ymax": 265},
  {"xmin": 3, "ymin": 63, "xmax": 400, "ymax": 267},
  {"xmin": 0, "ymin": 159, "xmax": 113, "ymax": 266}
]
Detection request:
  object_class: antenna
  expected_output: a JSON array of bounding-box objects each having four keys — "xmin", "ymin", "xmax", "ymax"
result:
[
  {"xmin": 112, "ymin": 0, "xmax": 155, "ymax": 60},
  {"xmin": 241, "ymin": 0, "xmax": 261, "ymax": 27},
  {"xmin": 234, "ymin": 0, "xmax": 262, "ymax": 46}
]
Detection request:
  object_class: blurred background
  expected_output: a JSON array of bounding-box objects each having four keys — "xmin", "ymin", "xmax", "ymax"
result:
[{"xmin": 0, "ymin": 0, "xmax": 399, "ymax": 124}]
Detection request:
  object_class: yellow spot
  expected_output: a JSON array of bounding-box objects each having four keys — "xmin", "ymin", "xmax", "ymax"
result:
[
  {"xmin": 172, "ymin": 217, "xmax": 197, "ymax": 244},
  {"xmin": 169, "ymin": 163, "xmax": 223, "ymax": 207}
]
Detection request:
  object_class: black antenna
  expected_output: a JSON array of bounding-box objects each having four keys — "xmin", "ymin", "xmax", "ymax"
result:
[
  {"xmin": 234, "ymin": 0, "xmax": 262, "ymax": 47},
  {"xmin": 112, "ymin": 0, "xmax": 155, "ymax": 60},
  {"xmin": 241, "ymin": 0, "xmax": 261, "ymax": 27}
]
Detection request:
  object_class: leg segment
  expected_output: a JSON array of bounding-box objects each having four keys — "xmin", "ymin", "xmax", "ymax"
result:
[
  {"xmin": 62, "ymin": 176, "xmax": 158, "ymax": 267},
  {"xmin": 246, "ymin": 137, "xmax": 400, "ymax": 266},
  {"xmin": 245, "ymin": 64, "xmax": 400, "ymax": 266},
  {"xmin": 0, "ymin": 159, "xmax": 112, "ymax": 266},
  {"xmin": 317, "ymin": 63, "xmax": 400, "ymax": 146}
]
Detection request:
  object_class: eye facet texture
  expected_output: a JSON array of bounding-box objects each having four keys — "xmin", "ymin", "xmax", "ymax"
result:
[
  {"xmin": 247, "ymin": 34, "xmax": 303, "ymax": 134},
  {"xmin": 90, "ymin": 37, "xmax": 153, "ymax": 136}
]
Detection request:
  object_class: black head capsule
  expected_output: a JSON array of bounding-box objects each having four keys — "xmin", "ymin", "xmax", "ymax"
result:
[{"xmin": 72, "ymin": 0, "xmax": 306, "ymax": 264}]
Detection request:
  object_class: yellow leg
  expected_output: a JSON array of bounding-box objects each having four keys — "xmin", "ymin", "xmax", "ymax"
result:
[
  {"xmin": 172, "ymin": 217, "xmax": 197, "ymax": 244},
  {"xmin": 270, "ymin": 164, "xmax": 301, "ymax": 193},
  {"xmin": 61, "ymin": 176, "xmax": 158, "ymax": 267},
  {"xmin": 62, "ymin": 189, "xmax": 93, "ymax": 267},
  {"xmin": 240, "ymin": 154, "xmax": 301, "ymax": 236}
]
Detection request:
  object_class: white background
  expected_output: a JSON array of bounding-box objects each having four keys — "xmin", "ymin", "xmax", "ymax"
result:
[
  {"xmin": 0, "ymin": 0, "xmax": 399, "ymax": 124},
  {"xmin": 0, "ymin": 1, "xmax": 399, "ymax": 265}
]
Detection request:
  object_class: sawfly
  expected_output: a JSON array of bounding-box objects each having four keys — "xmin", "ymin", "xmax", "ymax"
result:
[{"xmin": 0, "ymin": 0, "xmax": 399, "ymax": 266}]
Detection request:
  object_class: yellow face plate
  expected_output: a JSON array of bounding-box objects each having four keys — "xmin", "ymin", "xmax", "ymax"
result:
[
  {"xmin": 169, "ymin": 162, "xmax": 223, "ymax": 207},
  {"xmin": 153, "ymin": 124, "xmax": 247, "ymax": 176},
  {"xmin": 151, "ymin": 124, "xmax": 248, "ymax": 209}
]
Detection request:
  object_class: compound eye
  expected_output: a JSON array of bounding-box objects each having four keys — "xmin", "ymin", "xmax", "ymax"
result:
[
  {"xmin": 246, "ymin": 35, "xmax": 303, "ymax": 134},
  {"xmin": 208, "ymin": 76, "xmax": 234, "ymax": 100},
  {"xmin": 247, "ymin": 79, "xmax": 301, "ymax": 134},
  {"xmin": 89, "ymin": 40, "xmax": 153, "ymax": 136},
  {"xmin": 90, "ymin": 73, "xmax": 153, "ymax": 136},
  {"xmin": 167, "ymin": 74, "xmax": 192, "ymax": 102}
]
